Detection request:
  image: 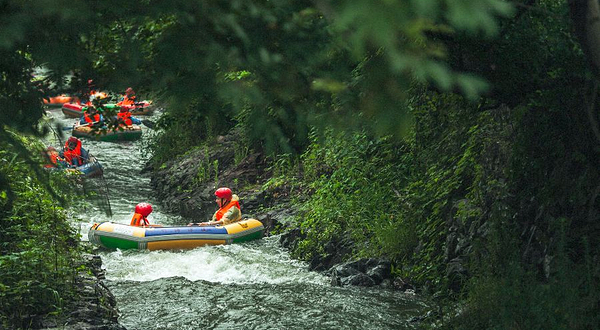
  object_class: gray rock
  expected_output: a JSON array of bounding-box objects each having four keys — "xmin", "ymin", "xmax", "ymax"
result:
[
  {"xmin": 35, "ymin": 252, "xmax": 126, "ymax": 330},
  {"xmin": 341, "ymin": 273, "xmax": 376, "ymax": 287},
  {"xmin": 366, "ymin": 263, "xmax": 391, "ymax": 284}
]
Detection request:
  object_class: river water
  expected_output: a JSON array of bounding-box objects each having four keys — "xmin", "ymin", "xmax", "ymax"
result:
[{"xmin": 44, "ymin": 106, "xmax": 428, "ymax": 329}]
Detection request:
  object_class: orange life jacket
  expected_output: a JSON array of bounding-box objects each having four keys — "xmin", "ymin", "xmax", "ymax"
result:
[
  {"xmin": 130, "ymin": 212, "xmax": 149, "ymax": 226},
  {"xmin": 215, "ymin": 200, "xmax": 241, "ymax": 221},
  {"xmin": 117, "ymin": 95, "xmax": 136, "ymax": 106},
  {"xmin": 83, "ymin": 113, "xmax": 100, "ymax": 124},
  {"xmin": 63, "ymin": 140, "xmax": 83, "ymax": 166},
  {"xmin": 44, "ymin": 151, "xmax": 59, "ymax": 168},
  {"xmin": 117, "ymin": 111, "xmax": 133, "ymax": 126}
]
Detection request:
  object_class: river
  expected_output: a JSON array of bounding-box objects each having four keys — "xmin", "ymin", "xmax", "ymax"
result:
[{"xmin": 44, "ymin": 105, "xmax": 428, "ymax": 329}]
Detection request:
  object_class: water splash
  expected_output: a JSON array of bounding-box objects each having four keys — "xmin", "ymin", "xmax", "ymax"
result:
[{"xmin": 100, "ymin": 237, "xmax": 329, "ymax": 285}]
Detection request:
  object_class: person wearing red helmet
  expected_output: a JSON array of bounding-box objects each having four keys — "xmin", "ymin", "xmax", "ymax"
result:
[
  {"xmin": 130, "ymin": 202, "xmax": 153, "ymax": 227},
  {"xmin": 189, "ymin": 187, "xmax": 241, "ymax": 226}
]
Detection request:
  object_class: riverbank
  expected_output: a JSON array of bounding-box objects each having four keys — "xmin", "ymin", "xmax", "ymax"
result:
[
  {"xmin": 148, "ymin": 129, "xmax": 406, "ymax": 290},
  {"xmin": 0, "ymin": 134, "xmax": 128, "ymax": 329},
  {"xmin": 37, "ymin": 252, "xmax": 125, "ymax": 330}
]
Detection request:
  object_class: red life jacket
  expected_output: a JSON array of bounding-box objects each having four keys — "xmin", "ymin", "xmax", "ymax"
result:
[
  {"xmin": 63, "ymin": 140, "xmax": 83, "ymax": 166},
  {"xmin": 83, "ymin": 113, "xmax": 100, "ymax": 124},
  {"xmin": 215, "ymin": 200, "xmax": 241, "ymax": 221},
  {"xmin": 130, "ymin": 212, "xmax": 149, "ymax": 226},
  {"xmin": 117, "ymin": 111, "xmax": 133, "ymax": 126}
]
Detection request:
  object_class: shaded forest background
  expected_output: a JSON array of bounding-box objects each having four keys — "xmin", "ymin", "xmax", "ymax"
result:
[{"xmin": 1, "ymin": 0, "xmax": 600, "ymax": 328}]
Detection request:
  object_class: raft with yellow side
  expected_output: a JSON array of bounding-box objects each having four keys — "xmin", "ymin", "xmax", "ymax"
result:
[
  {"xmin": 72, "ymin": 124, "xmax": 143, "ymax": 142},
  {"xmin": 88, "ymin": 219, "xmax": 264, "ymax": 250}
]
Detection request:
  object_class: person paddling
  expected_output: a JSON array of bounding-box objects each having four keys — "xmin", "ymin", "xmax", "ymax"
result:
[
  {"xmin": 117, "ymin": 107, "xmax": 142, "ymax": 126},
  {"xmin": 188, "ymin": 187, "xmax": 241, "ymax": 226},
  {"xmin": 79, "ymin": 106, "xmax": 104, "ymax": 127},
  {"xmin": 130, "ymin": 202, "xmax": 153, "ymax": 227},
  {"xmin": 117, "ymin": 87, "xmax": 137, "ymax": 106}
]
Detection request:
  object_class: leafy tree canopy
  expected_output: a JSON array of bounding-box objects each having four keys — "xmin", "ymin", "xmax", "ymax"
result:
[{"xmin": 1, "ymin": 0, "xmax": 514, "ymax": 150}]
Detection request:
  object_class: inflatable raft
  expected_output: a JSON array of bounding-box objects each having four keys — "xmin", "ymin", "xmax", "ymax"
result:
[
  {"xmin": 61, "ymin": 103, "xmax": 85, "ymax": 117},
  {"xmin": 88, "ymin": 219, "xmax": 264, "ymax": 250},
  {"xmin": 46, "ymin": 160, "xmax": 104, "ymax": 178},
  {"xmin": 44, "ymin": 148, "xmax": 104, "ymax": 177},
  {"xmin": 69, "ymin": 160, "xmax": 103, "ymax": 177},
  {"xmin": 61, "ymin": 101, "xmax": 154, "ymax": 118},
  {"xmin": 44, "ymin": 95, "xmax": 79, "ymax": 107},
  {"xmin": 72, "ymin": 124, "xmax": 143, "ymax": 142}
]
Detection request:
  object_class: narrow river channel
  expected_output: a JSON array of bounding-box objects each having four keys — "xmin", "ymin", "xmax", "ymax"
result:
[{"xmin": 45, "ymin": 106, "xmax": 428, "ymax": 329}]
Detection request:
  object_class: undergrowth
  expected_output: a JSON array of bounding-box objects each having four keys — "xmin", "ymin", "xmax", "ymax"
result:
[{"xmin": 0, "ymin": 134, "xmax": 83, "ymax": 329}]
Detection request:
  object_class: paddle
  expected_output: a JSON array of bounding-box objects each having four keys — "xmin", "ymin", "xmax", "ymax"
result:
[
  {"xmin": 87, "ymin": 153, "xmax": 113, "ymax": 217},
  {"xmin": 61, "ymin": 120, "xmax": 105, "ymax": 131},
  {"xmin": 98, "ymin": 159, "xmax": 113, "ymax": 218}
]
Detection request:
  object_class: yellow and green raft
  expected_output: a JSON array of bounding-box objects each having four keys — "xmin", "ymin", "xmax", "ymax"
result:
[{"xmin": 88, "ymin": 219, "xmax": 264, "ymax": 250}]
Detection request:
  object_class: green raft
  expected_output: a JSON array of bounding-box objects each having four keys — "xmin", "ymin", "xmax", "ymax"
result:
[{"xmin": 72, "ymin": 125, "xmax": 143, "ymax": 142}]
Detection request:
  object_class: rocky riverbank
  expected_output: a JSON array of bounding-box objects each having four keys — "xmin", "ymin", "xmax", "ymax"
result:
[
  {"xmin": 149, "ymin": 130, "xmax": 411, "ymax": 291},
  {"xmin": 36, "ymin": 252, "xmax": 125, "ymax": 330}
]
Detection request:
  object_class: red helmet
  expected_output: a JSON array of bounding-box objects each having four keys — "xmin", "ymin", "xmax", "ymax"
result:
[
  {"xmin": 125, "ymin": 87, "xmax": 134, "ymax": 94},
  {"xmin": 215, "ymin": 187, "xmax": 232, "ymax": 200},
  {"xmin": 135, "ymin": 202, "xmax": 153, "ymax": 217}
]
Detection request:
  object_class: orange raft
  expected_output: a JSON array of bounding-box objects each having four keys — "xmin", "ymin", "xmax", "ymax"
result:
[
  {"xmin": 44, "ymin": 95, "xmax": 79, "ymax": 107},
  {"xmin": 88, "ymin": 219, "xmax": 264, "ymax": 250}
]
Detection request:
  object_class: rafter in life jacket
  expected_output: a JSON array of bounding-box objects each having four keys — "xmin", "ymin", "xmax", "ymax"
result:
[
  {"xmin": 44, "ymin": 149, "xmax": 59, "ymax": 168},
  {"xmin": 117, "ymin": 110, "xmax": 133, "ymax": 126},
  {"xmin": 83, "ymin": 112, "xmax": 101, "ymax": 124},
  {"xmin": 130, "ymin": 213, "xmax": 149, "ymax": 226},
  {"xmin": 215, "ymin": 198, "xmax": 241, "ymax": 221},
  {"xmin": 118, "ymin": 88, "xmax": 136, "ymax": 106},
  {"xmin": 63, "ymin": 138, "xmax": 84, "ymax": 166}
]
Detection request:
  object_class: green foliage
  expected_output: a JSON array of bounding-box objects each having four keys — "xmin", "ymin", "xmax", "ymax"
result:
[
  {"xmin": 191, "ymin": 146, "xmax": 213, "ymax": 184},
  {"xmin": 0, "ymin": 0, "xmax": 510, "ymax": 159},
  {"xmin": 212, "ymin": 159, "xmax": 219, "ymax": 186},
  {"xmin": 445, "ymin": 0, "xmax": 587, "ymax": 108},
  {"xmin": 262, "ymin": 153, "xmax": 300, "ymax": 191},
  {"xmin": 3, "ymin": 0, "xmax": 600, "ymax": 328},
  {"xmin": 384, "ymin": 92, "xmax": 487, "ymax": 289},
  {"xmin": 146, "ymin": 98, "xmax": 234, "ymax": 168},
  {"xmin": 446, "ymin": 220, "xmax": 600, "ymax": 330},
  {"xmin": 0, "ymin": 137, "xmax": 82, "ymax": 329},
  {"xmin": 294, "ymin": 130, "xmax": 411, "ymax": 260}
]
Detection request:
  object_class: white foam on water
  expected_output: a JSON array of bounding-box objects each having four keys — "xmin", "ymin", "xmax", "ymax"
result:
[{"xmin": 99, "ymin": 237, "xmax": 328, "ymax": 286}]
